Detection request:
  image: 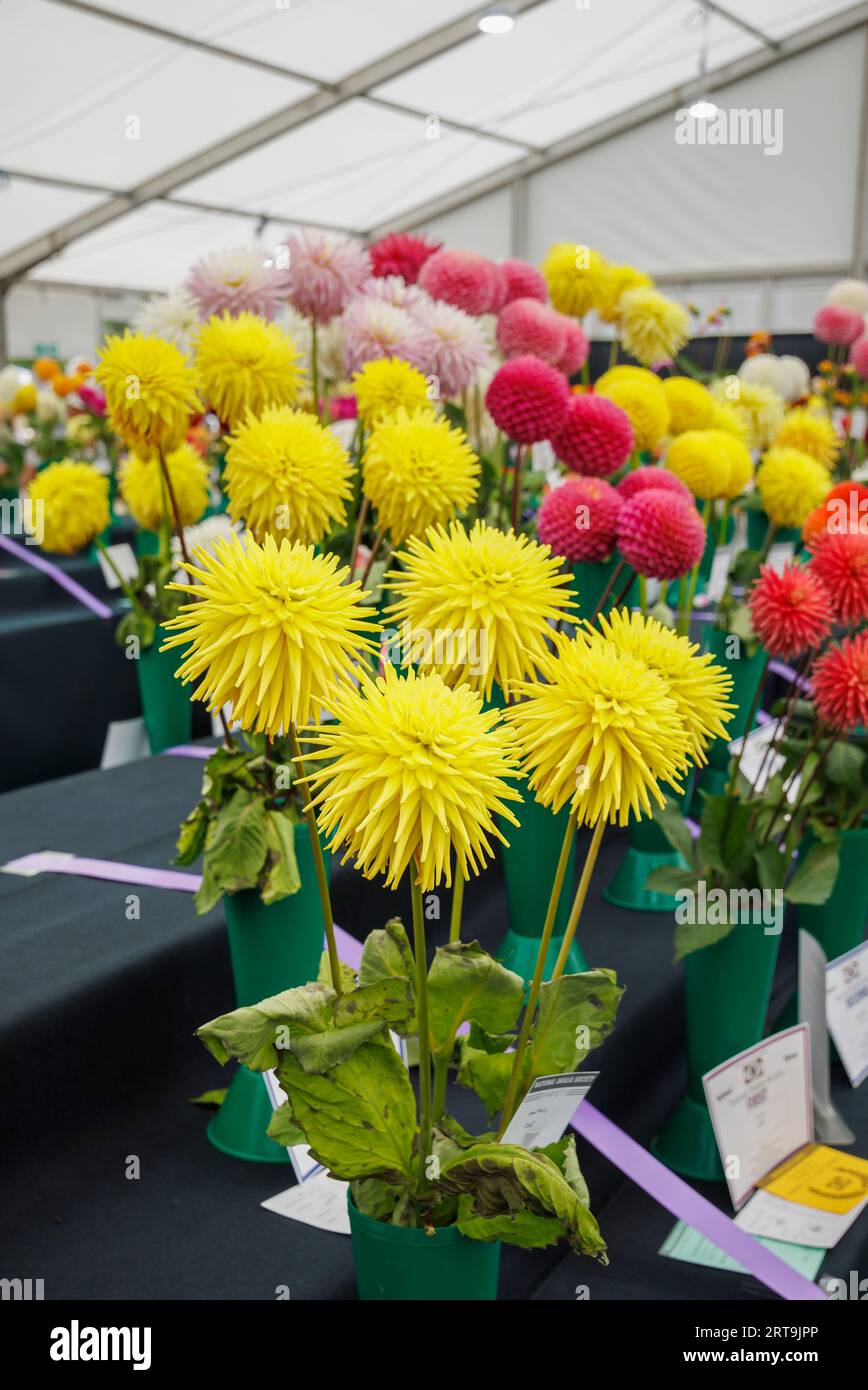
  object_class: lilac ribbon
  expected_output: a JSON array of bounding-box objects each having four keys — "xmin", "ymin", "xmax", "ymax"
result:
[
  {"xmin": 571, "ymin": 1101, "xmax": 826, "ymax": 1301},
  {"xmin": 163, "ymin": 745, "xmax": 213, "ymax": 760},
  {"xmin": 0, "ymin": 532, "xmax": 112, "ymax": 619},
  {"xmin": 769, "ymin": 659, "xmax": 810, "ymax": 692}
]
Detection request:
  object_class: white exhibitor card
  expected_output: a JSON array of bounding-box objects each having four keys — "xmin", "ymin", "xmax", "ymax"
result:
[
  {"xmin": 826, "ymin": 941, "xmax": 868, "ymax": 1087},
  {"xmin": 500, "ymin": 1071, "xmax": 597, "ymax": 1149},
  {"xmin": 735, "ymin": 1187, "xmax": 868, "ymax": 1250},
  {"xmin": 702, "ymin": 1025, "xmax": 813, "ymax": 1212},
  {"xmin": 261, "ymin": 1172, "xmax": 350, "ymax": 1235},
  {"xmin": 262, "ymin": 1069, "xmax": 321, "ymax": 1184}
]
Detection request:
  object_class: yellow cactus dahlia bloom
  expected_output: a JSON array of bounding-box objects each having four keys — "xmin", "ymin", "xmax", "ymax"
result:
[
  {"xmin": 661, "ymin": 376, "xmax": 714, "ymax": 435},
  {"xmin": 362, "ymin": 408, "xmax": 480, "ymax": 543},
  {"xmin": 505, "ymin": 628, "xmax": 690, "ymax": 827},
  {"xmin": 773, "ymin": 408, "xmax": 841, "ymax": 471},
  {"xmin": 595, "ymin": 377, "xmax": 670, "ymax": 452},
  {"xmin": 95, "ymin": 331, "xmax": 200, "ymax": 457},
  {"xmin": 27, "ymin": 459, "xmax": 109, "ymax": 554},
  {"xmin": 666, "ymin": 430, "xmax": 735, "ymax": 501},
  {"xmin": 302, "ymin": 664, "xmax": 523, "ymax": 891},
  {"xmin": 541, "ymin": 243, "xmax": 606, "ymax": 318},
  {"xmin": 710, "ymin": 378, "xmax": 784, "ymax": 451},
  {"xmin": 597, "ymin": 608, "xmax": 734, "ymax": 767},
  {"xmin": 119, "ymin": 443, "xmax": 209, "ymax": 532},
  {"xmin": 616, "ymin": 288, "xmax": 690, "ymax": 367},
  {"xmin": 595, "ymin": 264, "xmax": 653, "ymax": 324},
  {"xmin": 384, "ymin": 520, "xmax": 577, "ymax": 701},
  {"xmin": 223, "ymin": 406, "xmax": 352, "ymax": 544},
  {"xmin": 756, "ymin": 448, "xmax": 830, "ymax": 529},
  {"xmin": 352, "ymin": 356, "xmax": 433, "ymax": 429},
  {"xmin": 193, "ymin": 312, "xmax": 306, "ymax": 427},
  {"xmin": 162, "ymin": 532, "xmax": 378, "ymax": 734}
]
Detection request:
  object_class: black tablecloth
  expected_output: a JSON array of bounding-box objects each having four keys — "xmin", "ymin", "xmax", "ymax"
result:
[{"xmin": 0, "ymin": 751, "xmax": 865, "ymax": 1300}]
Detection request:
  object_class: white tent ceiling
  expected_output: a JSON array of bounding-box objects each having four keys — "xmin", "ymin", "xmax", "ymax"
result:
[{"xmin": 0, "ymin": 0, "xmax": 864, "ymax": 294}]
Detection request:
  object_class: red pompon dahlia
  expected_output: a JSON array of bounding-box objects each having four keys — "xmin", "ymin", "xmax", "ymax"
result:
[
  {"xmin": 499, "ymin": 259, "xmax": 548, "ymax": 305},
  {"xmin": 418, "ymin": 249, "xmax": 497, "ymax": 316},
  {"xmin": 616, "ymin": 489, "xmax": 705, "ymax": 579},
  {"xmin": 813, "ymin": 304, "xmax": 864, "ymax": 347},
  {"xmin": 485, "ymin": 355, "xmax": 570, "ymax": 444},
  {"xmin": 555, "ymin": 318, "xmax": 589, "ymax": 376},
  {"xmin": 617, "ymin": 465, "xmax": 692, "ymax": 504},
  {"xmin": 807, "ymin": 531, "xmax": 868, "ymax": 627},
  {"xmin": 811, "ymin": 630, "xmax": 868, "ymax": 731},
  {"xmin": 850, "ymin": 335, "xmax": 868, "ymax": 377},
  {"xmin": 748, "ymin": 562, "xmax": 833, "ymax": 658},
  {"xmin": 496, "ymin": 298, "xmax": 567, "ymax": 366},
  {"xmin": 550, "ymin": 394, "xmax": 633, "ymax": 477},
  {"xmin": 536, "ymin": 476, "xmax": 622, "ymax": 563},
  {"xmin": 368, "ymin": 232, "xmax": 441, "ymax": 285}
]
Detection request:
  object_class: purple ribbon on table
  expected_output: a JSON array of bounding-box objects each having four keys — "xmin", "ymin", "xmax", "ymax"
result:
[
  {"xmin": 0, "ymin": 532, "xmax": 112, "ymax": 619},
  {"xmin": 163, "ymin": 745, "xmax": 213, "ymax": 760}
]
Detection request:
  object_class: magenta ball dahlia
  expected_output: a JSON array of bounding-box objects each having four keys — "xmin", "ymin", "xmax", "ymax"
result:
[
  {"xmin": 496, "ymin": 298, "xmax": 567, "ymax": 365},
  {"xmin": 499, "ymin": 259, "xmax": 548, "ymax": 305},
  {"xmin": 616, "ymin": 488, "xmax": 705, "ymax": 579},
  {"xmin": 485, "ymin": 355, "xmax": 570, "ymax": 444},
  {"xmin": 850, "ymin": 335, "xmax": 868, "ymax": 377},
  {"xmin": 550, "ymin": 394, "xmax": 633, "ymax": 476},
  {"xmin": 617, "ymin": 465, "xmax": 692, "ymax": 504},
  {"xmin": 555, "ymin": 318, "xmax": 589, "ymax": 376},
  {"xmin": 536, "ymin": 476, "xmax": 622, "ymax": 563},
  {"xmin": 813, "ymin": 304, "xmax": 864, "ymax": 347},
  {"xmin": 368, "ymin": 232, "xmax": 440, "ymax": 285},
  {"xmin": 418, "ymin": 249, "xmax": 497, "ymax": 317}
]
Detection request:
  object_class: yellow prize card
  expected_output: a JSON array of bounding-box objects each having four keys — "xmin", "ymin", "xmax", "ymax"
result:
[{"xmin": 759, "ymin": 1143, "xmax": 868, "ymax": 1215}]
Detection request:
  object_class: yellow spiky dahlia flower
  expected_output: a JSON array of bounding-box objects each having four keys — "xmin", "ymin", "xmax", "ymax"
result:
[
  {"xmin": 302, "ymin": 664, "xmax": 522, "ymax": 891},
  {"xmin": 95, "ymin": 331, "xmax": 200, "ymax": 457},
  {"xmin": 666, "ymin": 430, "xmax": 735, "ymax": 500},
  {"xmin": 362, "ymin": 409, "xmax": 479, "ymax": 543},
  {"xmin": 541, "ymin": 243, "xmax": 606, "ymax": 318},
  {"xmin": 616, "ymin": 289, "xmax": 690, "ymax": 367},
  {"xmin": 661, "ymin": 376, "xmax": 714, "ymax": 435},
  {"xmin": 595, "ymin": 377, "xmax": 670, "ymax": 452},
  {"xmin": 756, "ymin": 448, "xmax": 830, "ymax": 529},
  {"xmin": 710, "ymin": 378, "xmax": 784, "ymax": 451},
  {"xmin": 352, "ymin": 356, "xmax": 433, "ymax": 428},
  {"xmin": 162, "ymin": 532, "xmax": 378, "ymax": 734},
  {"xmin": 598, "ymin": 608, "xmax": 734, "ymax": 766},
  {"xmin": 119, "ymin": 443, "xmax": 209, "ymax": 533},
  {"xmin": 595, "ymin": 264, "xmax": 653, "ymax": 324},
  {"xmin": 773, "ymin": 408, "xmax": 841, "ymax": 471},
  {"xmin": 504, "ymin": 628, "xmax": 690, "ymax": 827},
  {"xmin": 223, "ymin": 406, "xmax": 351, "ymax": 544},
  {"xmin": 27, "ymin": 459, "xmax": 109, "ymax": 554},
  {"xmin": 384, "ymin": 520, "xmax": 577, "ymax": 701},
  {"xmin": 193, "ymin": 312, "xmax": 306, "ymax": 427}
]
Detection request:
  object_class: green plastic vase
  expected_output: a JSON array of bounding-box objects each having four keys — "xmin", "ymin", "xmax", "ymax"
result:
[
  {"xmin": 697, "ymin": 626, "xmax": 767, "ymax": 802},
  {"xmin": 652, "ymin": 916, "xmax": 782, "ymax": 1179},
  {"xmin": 135, "ymin": 633, "xmax": 193, "ymax": 754},
  {"xmin": 498, "ymin": 795, "xmax": 586, "ymax": 984},
  {"xmin": 570, "ymin": 555, "xmax": 636, "ymax": 622},
  {"xmin": 746, "ymin": 510, "xmax": 801, "ymax": 555},
  {"xmin": 207, "ymin": 828, "xmax": 329, "ymax": 1164},
  {"xmin": 347, "ymin": 1194, "xmax": 501, "ymax": 1301},
  {"xmin": 603, "ymin": 772, "xmax": 696, "ymax": 915}
]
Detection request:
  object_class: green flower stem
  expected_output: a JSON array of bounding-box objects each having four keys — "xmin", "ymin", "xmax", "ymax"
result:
[
  {"xmin": 763, "ymin": 721, "xmax": 825, "ymax": 847},
  {"xmin": 717, "ymin": 498, "xmax": 731, "ymax": 547},
  {"xmin": 759, "ymin": 520, "xmax": 778, "ymax": 562},
  {"xmin": 359, "ymin": 528, "xmax": 386, "ymax": 590},
  {"xmin": 677, "ymin": 498, "xmax": 712, "ymax": 635},
  {"xmin": 638, "ymin": 573, "xmax": 647, "ymax": 616},
  {"xmin": 94, "ymin": 538, "xmax": 146, "ymax": 619},
  {"xmin": 432, "ymin": 1054, "xmax": 448, "ymax": 1124},
  {"xmin": 288, "ymin": 720, "xmax": 342, "ymax": 995},
  {"xmin": 510, "ymin": 444, "xmax": 524, "ymax": 531},
  {"xmin": 608, "ymin": 339, "xmax": 619, "ymax": 370},
  {"xmin": 726, "ymin": 653, "xmax": 769, "ymax": 799},
  {"xmin": 410, "ymin": 871, "xmax": 433, "ymax": 1190},
  {"xmin": 349, "ymin": 494, "xmax": 370, "ymax": 579},
  {"xmin": 551, "ymin": 814, "xmax": 605, "ymax": 979},
  {"xmin": 449, "ymin": 867, "xmax": 465, "ymax": 943},
  {"xmin": 592, "ymin": 557, "xmax": 626, "ymax": 619},
  {"xmin": 311, "ymin": 319, "xmax": 320, "ymax": 421},
  {"xmin": 497, "ymin": 811, "xmax": 578, "ymax": 1137},
  {"xmin": 158, "ymin": 446, "xmax": 191, "ymax": 568}
]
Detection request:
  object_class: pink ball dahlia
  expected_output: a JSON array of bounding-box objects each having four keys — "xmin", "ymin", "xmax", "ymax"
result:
[
  {"xmin": 486, "ymin": 262, "xmax": 510, "ymax": 314},
  {"xmin": 550, "ymin": 394, "xmax": 633, "ymax": 477},
  {"xmin": 368, "ymin": 231, "xmax": 440, "ymax": 285},
  {"xmin": 185, "ymin": 246, "xmax": 292, "ymax": 321},
  {"xmin": 807, "ymin": 531, "xmax": 868, "ymax": 627},
  {"xmin": 282, "ymin": 229, "xmax": 370, "ymax": 325},
  {"xmin": 342, "ymin": 297, "xmax": 425, "ymax": 375},
  {"xmin": 616, "ymin": 489, "xmax": 705, "ymax": 579},
  {"xmin": 418, "ymin": 249, "xmax": 497, "ymax": 317},
  {"xmin": 412, "ymin": 298, "xmax": 490, "ymax": 398},
  {"xmin": 850, "ymin": 335, "xmax": 868, "ymax": 377},
  {"xmin": 811, "ymin": 630, "xmax": 868, "ymax": 731},
  {"xmin": 536, "ymin": 476, "xmax": 622, "ymax": 563},
  {"xmin": 496, "ymin": 298, "xmax": 567, "ymax": 366},
  {"xmin": 748, "ymin": 562, "xmax": 833, "ymax": 658},
  {"xmin": 485, "ymin": 355, "xmax": 570, "ymax": 444},
  {"xmin": 555, "ymin": 318, "xmax": 589, "ymax": 376},
  {"xmin": 617, "ymin": 465, "xmax": 692, "ymax": 504},
  {"xmin": 813, "ymin": 304, "xmax": 864, "ymax": 347},
  {"xmin": 498, "ymin": 258, "xmax": 548, "ymax": 305}
]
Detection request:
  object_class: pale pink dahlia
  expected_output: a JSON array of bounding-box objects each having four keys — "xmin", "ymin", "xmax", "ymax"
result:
[
  {"xmin": 537, "ymin": 476, "xmax": 622, "ymax": 563},
  {"xmin": 616, "ymin": 489, "xmax": 705, "ymax": 579},
  {"xmin": 368, "ymin": 232, "xmax": 440, "ymax": 285},
  {"xmin": 485, "ymin": 356, "xmax": 570, "ymax": 444},
  {"xmin": 813, "ymin": 304, "xmax": 863, "ymax": 347},
  {"xmin": 499, "ymin": 259, "xmax": 548, "ymax": 305},
  {"xmin": 550, "ymin": 394, "xmax": 633, "ymax": 477},
  {"xmin": 850, "ymin": 335, "xmax": 868, "ymax": 377},
  {"xmin": 281, "ymin": 229, "xmax": 371, "ymax": 325},
  {"xmin": 496, "ymin": 298, "xmax": 566, "ymax": 366},
  {"xmin": 185, "ymin": 246, "xmax": 292, "ymax": 321},
  {"xmin": 342, "ymin": 297, "xmax": 425, "ymax": 375},
  {"xmin": 418, "ymin": 249, "xmax": 497, "ymax": 317},
  {"xmin": 412, "ymin": 298, "xmax": 490, "ymax": 398},
  {"xmin": 359, "ymin": 275, "xmax": 430, "ymax": 311}
]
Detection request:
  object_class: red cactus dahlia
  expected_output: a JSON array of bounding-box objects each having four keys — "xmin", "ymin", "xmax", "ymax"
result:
[{"xmin": 748, "ymin": 562, "xmax": 833, "ymax": 658}]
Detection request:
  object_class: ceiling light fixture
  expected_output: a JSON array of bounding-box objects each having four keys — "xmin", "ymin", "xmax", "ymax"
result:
[
  {"xmin": 478, "ymin": 7, "xmax": 515, "ymax": 35},
  {"xmin": 688, "ymin": 5, "xmax": 717, "ymax": 120}
]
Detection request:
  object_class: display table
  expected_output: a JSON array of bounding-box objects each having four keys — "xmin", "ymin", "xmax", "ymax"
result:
[{"xmin": 0, "ymin": 751, "xmax": 864, "ymax": 1299}]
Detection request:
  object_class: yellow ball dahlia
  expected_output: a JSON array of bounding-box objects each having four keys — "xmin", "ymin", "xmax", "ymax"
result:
[
  {"xmin": 119, "ymin": 443, "xmax": 209, "ymax": 533},
  {"xmin": 352, "ymin": 356, "xmax": 433, "ymax": 428},
  {"xmin": 595, "ymin": 377, "xmax": 670, "ymax": 452},
  {"xmin": 541, "ymin": 243, "xmax": 606, "ymax": 318},
  {"xmin": 708, "ymin": 398, "xmax": 749, "ymax": 443},
  {"xmin": 661, "ymin": 376, "xmax": 714, "ymax": 435},
  {"xmin": 95, "ymin": 331, "xmax": 200, "ymax": 457},
  {"xmin": 665, "ymin": 430, "xmax": 736, "ymax": 501},
  {"xmin": 162, "ymin": 531, "xmax": 378, "ymax": 734},
  {"xmin": 716, "ymin": 434, "xmax": 754, "ymax": 500},
  {"xmin": 362, "ymin": 408, "xmax": 480, "ymax": 543},
  {"xmin": 773, "ymin": 408, "xmax": 841, "ymax": 471},
  {"xmin": 616, "ymin": 289, "xmax": 690, "ymax": 367},
  {"xmin": 223, "ymin": 406, "xmax": 352, "ymax": 544},
  {"xmin": 193, "ymin": 312, "xmax": 306, "ymax": 427},
  {"xmin": 302, "ymin": 664, "xmax": 523, "ymax": 891},
  {"xmin": 710, "ymin": 378, "xmax": 784, "ymax": 451},
  {"xmin": 504, "ymin": 628, "xmax": 690, "ymax": 827},
  {"xmin": 595, "ymin": 365, "xmax": 664, "ymax": 396},
  {"xmin": 597, "ymin": 608, "xmax": 734, "ymax": 766},
  {"xmin": 384, "ymin": 519, "xmax": 577, "ymax": 701},
  {"xmin": 756, "ymin": 448, "xmax": 830, "ymax": 529},
  {"xmin": 595, "ymin": 264, "xmax": 653, "ymax": 324},
  {"xmin": 27, "ymin": 460, "xmax": 109, "ymax": 554}
]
